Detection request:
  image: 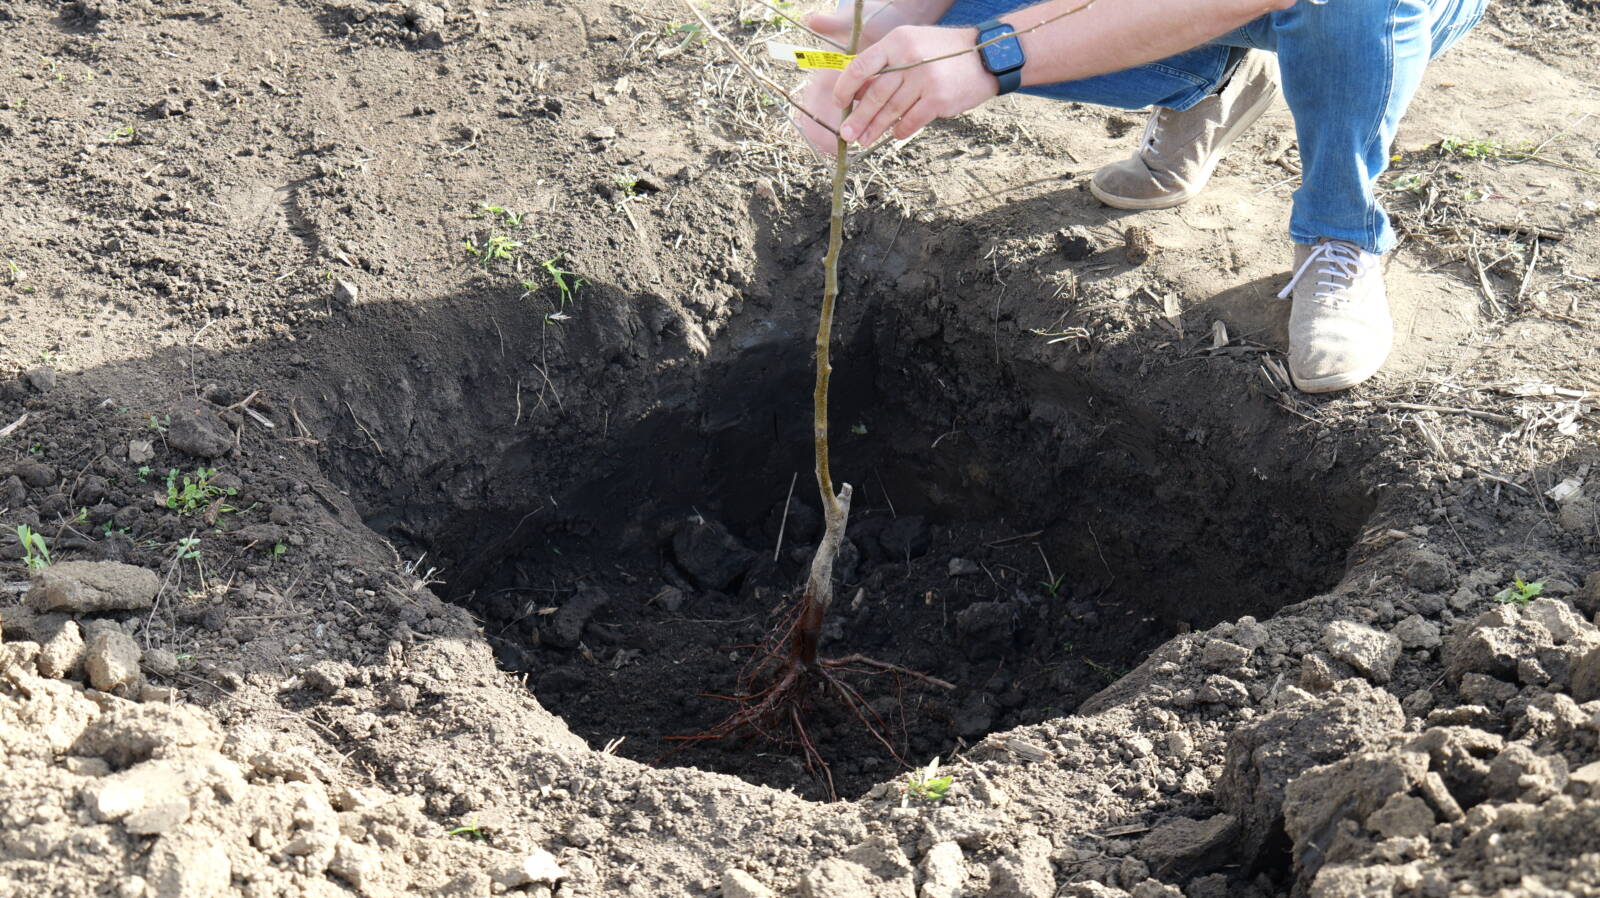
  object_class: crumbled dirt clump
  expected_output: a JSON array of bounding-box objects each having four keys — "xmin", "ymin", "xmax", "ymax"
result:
[{"xmin": 3, "ymin": 0, "xmax": 1600, "ymax": 895}]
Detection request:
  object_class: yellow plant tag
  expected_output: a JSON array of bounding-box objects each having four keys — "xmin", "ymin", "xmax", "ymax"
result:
[
  {"xmin": 794, "ymin": 49, "xmax": 854, "ymax": 70},
  {"xmin": 766, "ymin": 42, "xmax": 855, "ymax": 70}
]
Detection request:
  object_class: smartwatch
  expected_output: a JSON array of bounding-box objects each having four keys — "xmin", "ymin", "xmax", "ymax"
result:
[{"xmin": 974, "ymin": 18, "xmax": 1025, "ymax": 96}]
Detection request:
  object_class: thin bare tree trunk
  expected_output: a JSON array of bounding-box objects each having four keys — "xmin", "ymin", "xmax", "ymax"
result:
[{"xmin": 794, "ymin": 0, "xmax": 863, "ymax": 665}]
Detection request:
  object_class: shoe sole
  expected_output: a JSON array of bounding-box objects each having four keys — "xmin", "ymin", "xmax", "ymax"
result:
[
  {"xmin": 1089, "ymin": 74, "xmax": 1282, "ymax": 211},
  {"xmin": 1290, "ymin": 336, "xmax": 1392, "ymax": 392},
  {"xmin": 1290, "ymin": 362, "xmax": 1385, "ymax": 394}
]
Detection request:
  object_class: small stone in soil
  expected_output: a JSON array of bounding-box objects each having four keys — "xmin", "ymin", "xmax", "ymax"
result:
[
  {"xmin": 919, "ymin": 842, "xmax": 965, "ymax": 898},
  {"xmin": 23, "ymin": 366, "xmax": 56, "ymax": 392},
  {"xmin": 166, "ymin": 399, "xmax": 233, "ymax": 458},
  {"xmin": 27, "ymin": 560, "xmax": 162, "ymax": 613},
  {"xmin": 671, "ymin": 519, "xmax": 755, "ymax": 592},
  {"xmin": 653, "ymin": 586, "xmax": 687, "ymax": 613},
  {"xmin": 948, "ymin": 557, "xmax": 982, "ymax": 577},
  {"xmin": 302, "ymin": 661, "xmax": 348, "ymax": 695},
  {"xmin": 1321, "ymin": 620, "xmax": 1401, "ymax": 683},
  {"xmin": 722, "ymin": 869, "xmax": 777, "ymax": 898},
  {"xmin": 36, "ymin": 616, "xmax": 86, "ymax": 679},
  {"xmin": 492, "ymin": 849, "xmax": 566, "ymax": 888},
  {"xmin": 85, "ymin": 629, "xmax": 143, "ymax": 692},
  {"xmin": 12, "ymin": 461, "xmax": 55, "ymax": 487},
  {"xmin": 545, "ymin": 586, "xmax": 609, "ymax": 649}
]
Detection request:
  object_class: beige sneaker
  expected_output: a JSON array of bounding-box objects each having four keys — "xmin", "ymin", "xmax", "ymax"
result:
[
  {"xmin": 1278, "ymin": 239, "xmax": 1393, "ymax": 393},
  {"xmin": 1090, "ymin": 51, "xmax": 1281, "ymax": 210}
]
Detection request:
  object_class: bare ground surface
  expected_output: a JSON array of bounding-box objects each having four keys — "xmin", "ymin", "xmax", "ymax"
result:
[{"xmin": 2, "ymin": 0, "xmax": 1600, "ymax": 896}]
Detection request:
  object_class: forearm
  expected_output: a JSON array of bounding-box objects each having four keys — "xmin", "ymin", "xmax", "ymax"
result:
[
  {"xmin": 1002, "ymin": 0, "xmax": 1292, "ymax": 86},
  {"xmin": 896, "ymin": 0, "xmax": 960, "ymax": 24}
]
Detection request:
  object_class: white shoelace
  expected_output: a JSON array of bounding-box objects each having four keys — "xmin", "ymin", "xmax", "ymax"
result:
[
  {"xmin": 1277, "ymin": 240, "xmax": 1368, "ymax": 303},
  {"xmin": 1138, "ymin": 111, "xmax": 1168, "ymax": 156}
]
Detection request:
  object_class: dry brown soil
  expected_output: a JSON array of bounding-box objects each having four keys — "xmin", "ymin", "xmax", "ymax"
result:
[{"xmin": 3, "ymin": 0, "xmax": 1600, "ymax": 896}]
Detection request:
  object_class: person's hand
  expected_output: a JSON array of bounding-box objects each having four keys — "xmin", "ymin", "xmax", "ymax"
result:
[
  {"xmin": 788, "ymin": 1, "xmax": 936, "ymax": 156},
  {"xmin": 834, "ymin": 25, "xmax": 997, "ymax": 147},
  {"xmin": 792, "ymin": 70, "xmax": 848, "ymax": 155}
]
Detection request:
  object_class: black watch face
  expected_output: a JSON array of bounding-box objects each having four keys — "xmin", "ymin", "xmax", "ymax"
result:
[{"xmin": 980, "ymin": 29, "xmax": 1023, "ymax": 72}]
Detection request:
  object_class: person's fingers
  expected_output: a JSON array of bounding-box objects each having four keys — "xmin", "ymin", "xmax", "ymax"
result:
[
  {"xmin": 805, "ymin": 10, "xmax": 849, "ymax": 38},
  {"xmin": 790, "ymin": 73, "xmax": 845, "ymax": 155},
  {"xmin": 792, "ymin": 105, "xmax": 840, "ymax": 155},
  {"xmin": 853, "ymin": 77, "xmax": 919, "ymax": 146},
  {"xmin": 839, "ymin": 69, "xmax": 902, "ymax": 143},
  {"xmin": 893, "ymin": 98, "xmax": 940, "ymax": 140},
  {"xmin": 833, "ymin": 43, "xmax": 888, "ymax": 110}
]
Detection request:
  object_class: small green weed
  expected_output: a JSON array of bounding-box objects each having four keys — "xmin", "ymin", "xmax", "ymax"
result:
[
  {"xmin": 1493, "ymin": 576, "xmax": 1545, "ymax": 607},
  {"xmin": 1440, "ymin": 135, "xmax": 1512, "ymax": 159},
  {"xmin": 446, "ymin": 821, "xmax": 491, "ymax": 842},
  {"xmin": 1389, "ymin": 172, "xmax": 1429, "ymax": 194},
  {"xmin": 16, "ymin": 524, "xmax": 50, "ymax": 571},
  {"xmin": 540, "ymin": 254, "xmax": 585, "ymax": 307},
  {"xmin": 164, "ymin": 468, "xmax": 237, "ymax": 517},
  {"xmin": 479, "ymin": 203, "xmax": 525, "ymax": 229},
  {"xmin": 147, "ymin": 414, "xmax": 169, "ymax": 434},
  {"xmin": 1040, "ymin": 572, "xmax": 1067, "ymax": 598},
  {"xmin": 463, "ymin": 233, "xmax": 523, "ymax": 269},
  {"xmin": 271, "ymin": 542, "xmax": 288, "ymax": 558},
  {"xmin": 107, "ymin": 123, "xmax": 135, "ymax": 142},
  {"xmin": 1439, "ymin": 132, "xmax": 1600, "ymax": 177},
  {"xmin": 902, "ymin": 757, "xmax": 953, "ymax": 805},
  {"xmin": 176, "ymin": 535, "xmax": 205, "ymax": 582},
  {"xmin": 612, "ymin": 174, "xmax": 638, "ymax": 198}
]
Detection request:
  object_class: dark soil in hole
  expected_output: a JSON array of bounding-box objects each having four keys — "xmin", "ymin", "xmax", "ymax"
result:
[{"xmin": 362, "ymin": 215, "xmax": 1378, "ymax": 799}]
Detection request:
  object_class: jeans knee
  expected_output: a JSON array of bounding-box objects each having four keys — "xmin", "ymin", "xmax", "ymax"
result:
[{"xmin": 1272, "ymin": 0, "xmax": 1413, "ymax": 53}]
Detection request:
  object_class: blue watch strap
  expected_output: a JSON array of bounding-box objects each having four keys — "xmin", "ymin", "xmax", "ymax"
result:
[
  {"xmin": 994, "ymin": 64, "xmax": 1022, "ymax": 96},
  {"xmin": 975, "ymin": 17, "xmax": 1024, "ymax": 96}
]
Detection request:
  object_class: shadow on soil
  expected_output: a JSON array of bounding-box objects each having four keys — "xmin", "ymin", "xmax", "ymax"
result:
[{"xmin": 32, "ymin": 183, "xmax": 1383, "ymax": 798}]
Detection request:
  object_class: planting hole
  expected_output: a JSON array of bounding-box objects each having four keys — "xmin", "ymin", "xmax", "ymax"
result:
[{"xmin": 341, "ymin": 220, "xmax": 1375, "ymax": 801}]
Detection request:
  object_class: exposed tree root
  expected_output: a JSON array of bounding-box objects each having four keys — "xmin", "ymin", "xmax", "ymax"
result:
[{"xmin": 666, "ymin": 587, "xmax": 955, "ymax": 800}]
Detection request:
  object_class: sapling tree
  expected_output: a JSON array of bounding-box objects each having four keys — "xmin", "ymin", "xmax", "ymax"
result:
[{"xmin": 674, "ymin": 0, "xmax": 1095, "ymax": 796}]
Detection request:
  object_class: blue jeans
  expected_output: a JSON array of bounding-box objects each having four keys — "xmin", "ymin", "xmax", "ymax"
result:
[{"xmin": 939, "ymin": 0, "xmax": 1487, "ymax": 254}]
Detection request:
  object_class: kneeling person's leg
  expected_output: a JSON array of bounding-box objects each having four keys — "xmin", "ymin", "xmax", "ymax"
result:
[{"xmin": 1267, "ymin": 0, "xmax": 1484, "ymax": 391}]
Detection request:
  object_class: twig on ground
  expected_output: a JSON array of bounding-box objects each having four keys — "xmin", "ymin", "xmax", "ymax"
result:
[
  {"xmin": 344, "ymin": 402, "xmax": 385, "ymax": 455},
  {"xmin": 774, "ymin": 471, "xmax": 798, "ymax": 562},
  {"xmin": 1377, "ymin": 401, "xmax": 1516, "ymax": 425},
  {"xmin": 1515, "ymin": 236, "xmax": 1539, "ymax": 307},
  {"xmin": 0, "ymin": 413, "xmax": 28, "ymax": 441}
]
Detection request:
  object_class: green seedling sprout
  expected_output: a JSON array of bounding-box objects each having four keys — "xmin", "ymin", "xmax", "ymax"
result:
[
  {"xmin": 164, "ymin": 467, "xmax": 237, "ymax": 517},
  {"xmin": 1493, "ymin": 576, "xmax": 1545, "ymax": 607},
  {"xmin": 16, "ymin": 524, "xmax": 51, "ymax": 571},
  {"xmin": 902, "ymin": 757, "xmax": 953, "ymax": 805}
]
